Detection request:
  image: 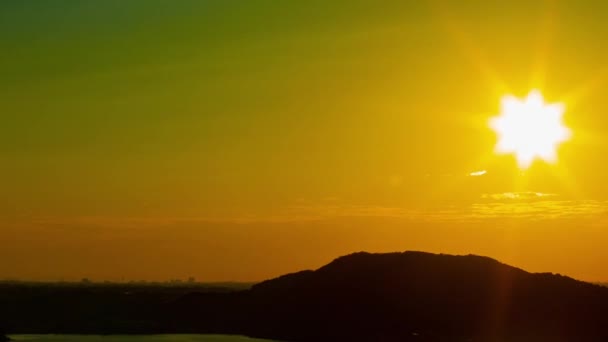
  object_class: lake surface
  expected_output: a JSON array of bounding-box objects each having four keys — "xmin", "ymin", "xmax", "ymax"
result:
[{"xmin": 9, "ymin": 335, "xmax": 276, "ymax": 342}]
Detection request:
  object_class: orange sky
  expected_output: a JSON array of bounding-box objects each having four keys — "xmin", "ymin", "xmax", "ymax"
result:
[{"xmin": 2, "ymin": 0, "xmax": 608, "ymax": 282}]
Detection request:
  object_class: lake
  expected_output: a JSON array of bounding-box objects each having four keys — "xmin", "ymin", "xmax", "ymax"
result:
[{"xmin": 8, "ymin": 335, "xmax": 277, "ymax": 342}]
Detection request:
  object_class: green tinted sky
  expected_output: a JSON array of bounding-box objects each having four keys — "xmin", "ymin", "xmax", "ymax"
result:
[{"xmin": 2, "ymin": 1, "xmax": 608, "ymax": 282}]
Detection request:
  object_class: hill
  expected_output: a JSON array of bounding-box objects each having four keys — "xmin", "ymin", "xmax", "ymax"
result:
[{"xmin": 170, "ymin": 251, "xmax": 608, "ymax": 341}]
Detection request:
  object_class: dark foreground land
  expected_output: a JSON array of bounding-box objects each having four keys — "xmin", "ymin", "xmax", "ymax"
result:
[{"xmin": 3, "ymin": 251, "xmax": 608, "ymax": 342}]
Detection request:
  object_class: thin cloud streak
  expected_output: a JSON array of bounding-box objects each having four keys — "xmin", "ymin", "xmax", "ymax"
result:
[
  {"xmin": 8, "ymin": 198, "xmax": 608, "ymax": 230},
  {"xmin": 481, "ymin": 192, "xmax": 558, "ymax": 201}
]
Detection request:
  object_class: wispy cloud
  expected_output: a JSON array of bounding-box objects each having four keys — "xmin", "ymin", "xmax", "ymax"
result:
[
  {"xmin": 8, "ymin": 196, "xmax": 608, "ymax": 230},
  {"xmin": 481, "ymin": 192, "xmax": 558, "ymax": 201},
  {"xmin": 469, "ymin": 170, "xmax": 487, "ymax": 177},
  {"xmin": 470, "ymin": 200, "xmax": 608, "ymax": 220},
  {"xmin": 283, "ymin": 197, "xmax": 608, "ymax": 223}
]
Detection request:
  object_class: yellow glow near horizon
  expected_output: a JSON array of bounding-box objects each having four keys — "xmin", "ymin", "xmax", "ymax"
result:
[{"xmin": 490, "ymin": 90, "xmax": 571, "ymax": 169}]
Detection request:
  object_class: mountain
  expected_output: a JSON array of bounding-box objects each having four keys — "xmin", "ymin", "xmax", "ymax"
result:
[{"xmin": 169, "ymin": 251, "xmax": 608, "ymax": 341}]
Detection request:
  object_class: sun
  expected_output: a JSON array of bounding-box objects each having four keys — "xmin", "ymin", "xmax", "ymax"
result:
[{"xmin": 489, "ymin": 90, "xmax": 571, "ymax": 169}]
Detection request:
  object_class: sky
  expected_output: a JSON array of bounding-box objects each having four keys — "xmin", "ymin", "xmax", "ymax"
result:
[{"xmin": 2, "ymin": 0, "xmax": 608, "ymax": 282}]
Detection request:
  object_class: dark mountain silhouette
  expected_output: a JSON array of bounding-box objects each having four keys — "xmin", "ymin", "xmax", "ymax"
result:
[
  {"xmin": 168, "ymin": 251, "xmax": 608, "ymax": 341},
  {"xmin": 3, "ymin": 251, "xmax": 608, "ymax": 341}
]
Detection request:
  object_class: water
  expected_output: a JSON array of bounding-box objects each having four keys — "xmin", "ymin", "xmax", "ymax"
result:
[{"xmin": 8, "ymin": 335, "xmax": 276, "ymax": 342}]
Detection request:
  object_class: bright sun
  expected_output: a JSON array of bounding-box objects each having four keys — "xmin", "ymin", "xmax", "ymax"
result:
[{"xmin": 489, "ymin": 90, "xmax": 571, "ymax": 169}]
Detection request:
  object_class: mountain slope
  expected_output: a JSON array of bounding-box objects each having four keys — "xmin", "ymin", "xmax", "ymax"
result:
[{"xmin": 173, "ymin": 251, "xmax": 608, "ymax": 341}]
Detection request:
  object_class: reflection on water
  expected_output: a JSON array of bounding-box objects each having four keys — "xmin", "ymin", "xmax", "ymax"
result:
[{"xmin": 9, "ymin": 335, "xmax": 276, "ymax": 342}]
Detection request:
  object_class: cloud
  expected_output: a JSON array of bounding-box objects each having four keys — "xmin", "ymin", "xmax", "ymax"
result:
[
  {"xmin": 283, "ymin": 197, "xmax": 608, "ymax": 223},
  {"xmin": 481, "ymin": 192, "xmax": 558, "ymax": 201},
  {"xmin": 470, "ymin": 200, "xmax": 608, "ymax": 220},
  {"xmin": 7, "ymin": 195, "xmax": 608, "ymax": 231},
  {"xmin": 469, "ymin": 170, "xmax": 487, "ymax": 177}
]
